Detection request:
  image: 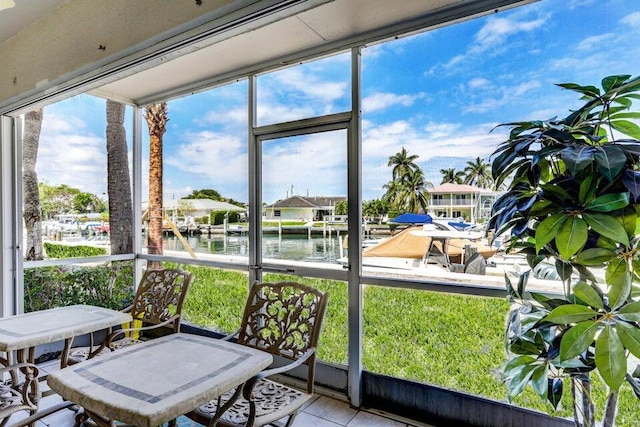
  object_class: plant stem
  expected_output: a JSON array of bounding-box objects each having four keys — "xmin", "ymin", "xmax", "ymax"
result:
[{"xmin": 602, "ymin": 390, "xmax": 618, "ymax": 427}]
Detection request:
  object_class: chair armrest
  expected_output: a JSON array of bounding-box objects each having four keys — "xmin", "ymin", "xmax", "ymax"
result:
[
  {"xmin": 0, "ymin": 362, "xmax": 39, "ymax": 379},
  {"xmin": 221, "ymin": 330, "xmax": 239, "ymax": 341},
  {"xmin": 105, "ymin": 314, "xmax": 181, "ymax": 344},
  {"xmin": 242, "ymin": 348, "xmax": 316, "ymax": 399},
  {"xmin": 9, "ymin": 400, "xmax": 75, "ymax": 427}
]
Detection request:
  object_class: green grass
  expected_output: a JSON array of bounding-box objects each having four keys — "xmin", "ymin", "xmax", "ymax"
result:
[{"xmin": 175, "ymin": 265, "xmax": 640, "ymax": 427}]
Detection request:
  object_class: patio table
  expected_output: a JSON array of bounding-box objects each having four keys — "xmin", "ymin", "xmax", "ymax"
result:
[
  {"xmin": 47, "ymin": 333, "xmax": 273, "ymax": 427},
  {"xmin": 0, "ymin": 304, "xmax": 132, "ymax": 367}
]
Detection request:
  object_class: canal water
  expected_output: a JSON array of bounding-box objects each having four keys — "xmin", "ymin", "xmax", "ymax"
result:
[{"xmin": 162, "ymin": 233, "xmax": 344, "ymax": 263}]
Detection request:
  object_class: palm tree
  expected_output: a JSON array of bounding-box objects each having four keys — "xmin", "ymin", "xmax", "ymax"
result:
[
  {"xmin": 106, "ymin": 100, "xmax": 133, "ymax": 254},
  {"xmin": 145, "ymin": 103, "xmax": 168, "ymax": 267},
  {"xmin": 382, "ymin": 179, "xmax": 404, "ymax": 209},
  {"xmin": 397, "ymin": 168, "xmax": 432, "ymax": 213},
  {"xmin": 23, "ymin": 109, "xmax": 44, "ymax": 261},
  {"xmin": 463, "ymin": 157, "xmax": 492, "ymax": 188},
  {"xmin": 387, "ymin": 147, "xmax": 419, "ymax": 180},
  {"xmin": 439, "ymin": 168, "xmax": 465, "ymax": 184}
]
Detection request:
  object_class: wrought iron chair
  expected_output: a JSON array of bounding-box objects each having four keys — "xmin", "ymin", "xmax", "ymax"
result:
[
  {"xmin": 0, "ymin": 363, "xmax": 39, "ymax": 427},
  {"xmin": 67, "ymin": 268, "xmax": 193, "ymax": 364},
  {"xmin": 185, "ymin": 281, "xmax": 329, "ymax": 427}
]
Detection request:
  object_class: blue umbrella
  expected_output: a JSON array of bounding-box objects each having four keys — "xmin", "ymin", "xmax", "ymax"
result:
[{"xmin": 390, "ymin": 213, "xmax": 433, "ymax": 224}]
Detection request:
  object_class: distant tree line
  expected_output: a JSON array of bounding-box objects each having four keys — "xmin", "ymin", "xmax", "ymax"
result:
[{"xmin": 183, "ymin": 188, "xmax": 246, "ymax": 208}]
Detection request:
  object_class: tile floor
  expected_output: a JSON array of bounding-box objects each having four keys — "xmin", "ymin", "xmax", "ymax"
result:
[{"xmin": 10, "ymin": 359, "xmax": 431, "ymax": 427}]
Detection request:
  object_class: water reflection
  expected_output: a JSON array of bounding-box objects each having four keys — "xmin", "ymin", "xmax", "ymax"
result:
[{"xmin": 162, "ymin": 234, "xmax": 342, "ymax": 263}]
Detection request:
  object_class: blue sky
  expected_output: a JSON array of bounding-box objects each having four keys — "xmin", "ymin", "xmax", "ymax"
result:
[{"xmin": 37, "ymin": 0, "xmax": 640, "ymax": 205}]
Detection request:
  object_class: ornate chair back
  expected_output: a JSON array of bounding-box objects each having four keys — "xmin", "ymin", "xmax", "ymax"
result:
[
  {"xmin": 237, "ymin": 281, "xmax": 328, "ymax": 393},
  {"xmin": 130, "ymin": 268, "xmax": 193, "ymax": 335}
]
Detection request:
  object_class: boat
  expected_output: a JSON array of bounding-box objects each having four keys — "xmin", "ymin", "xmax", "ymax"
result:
[{"xmin": 361, "ymin": 224, "xmax": 497, "ymax": 270}]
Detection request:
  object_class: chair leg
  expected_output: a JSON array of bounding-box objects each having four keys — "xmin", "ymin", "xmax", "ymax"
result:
[{"xmin": 283, "ymin": 412, "xmax": 300, "ymax": 427}]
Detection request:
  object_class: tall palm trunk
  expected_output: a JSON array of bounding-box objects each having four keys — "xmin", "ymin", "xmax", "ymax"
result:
[
  {"xmin": 23, "ymin": 109, "xmax": 44, "ymax": 261},
  {"xmin": 106, "ymin": 100, "xmax": 133, "ymax": 254},
  {"xmin": 145, "ymin": 103, "xmax": 168, "ymax": 269}
]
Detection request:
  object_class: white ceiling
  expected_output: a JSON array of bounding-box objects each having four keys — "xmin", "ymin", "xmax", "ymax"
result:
[
  {"xmin": 93, "ymin": 0, "xmax": 526, "ymax": 106},
  {"xmin": 0, "ymin": 0, "xmax": 68, "ymax": 44}
]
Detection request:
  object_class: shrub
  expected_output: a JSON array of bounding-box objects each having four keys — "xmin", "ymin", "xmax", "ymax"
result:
[
  {"xmin": 210, "ymin": 211, "xmax": 239, "ymax": 225},
  {"xmin": 23, "ymin": 261, "xmax": 134, "ymax": 312},
  {"xmin": 44, "ymin": 242, "xmax": 107, "ymax": 258}
]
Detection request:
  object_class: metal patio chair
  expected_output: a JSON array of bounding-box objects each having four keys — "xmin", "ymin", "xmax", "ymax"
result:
[
  {"xmin": 66, "ymin": 268, "xmax": 193, "ymax": 365},
  {"xmin": 185, "ymin": 281, "xmax": 329, "ymax": 427},
  {"xmin": 0, "ymin": 363, "xmax": 39, "ymax": 427}
]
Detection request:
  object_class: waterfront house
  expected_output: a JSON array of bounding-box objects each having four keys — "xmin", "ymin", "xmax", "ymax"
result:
[
  {"xmin": 142, "ymin": 199, "xmax": 246, "ymax": 224},
  {"xmin": 263, "ymin": 195, "xmax": 344, "ymax": 222},
  {"xmin": 428, "ymin": 183, "xmax": 501, "ymax": 224}
]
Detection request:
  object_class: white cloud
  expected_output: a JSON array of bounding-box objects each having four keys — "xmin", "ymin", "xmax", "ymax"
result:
[
  {"xmin": 575, "ymin": 33, "xmax": 616, "ymax": 51},
  {"xmin": 165, "ymin": 131, "xmax": 247, "ymax": 183},
  {"xmin": 261, "ymin": 131, "xmax": 347, "ymax": 202},
  {"xmin": 426, "ymin": 12, "xmax": 548, "ymax": 76},
  {"xmin": 472, "ymin": 16, "xmax": 546, "ymax": 55},
  {"xmin": 272, "ymin": 67, "xmax": 348, "ymax": 104},
  {"xmin": 362, "ymin": 92, "xmax": 425, "ymax": 113},
  {"xmin": 256, "ymin": 102, "xmax": 317, "ymax": 125},
  {"xmin": 201, "ymin": 107, "xmax": 246, "ymax": 126},
  {"xmin": 568, "ymin": 0, "xmax": 596, "ymax": 9},
  {"xmin": 468, "ymin": 78, "xmax": 491, "ymax": 89},
  {"xmin": 425, "ymin": 122, "xmax": 461, "ymax": 139},
  {"xmin": 37, "ymin": 125, "xmax": 107, "ymax": 195},
  {"xmin": 463, "ymin": 80, "xmax": 541, "ymax": 113},
  {"xmin": 621, "ymin": 11, "xmax": 640, "ymax": 27}
]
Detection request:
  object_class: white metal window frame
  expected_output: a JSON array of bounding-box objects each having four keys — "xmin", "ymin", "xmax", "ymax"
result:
[{"xmin": 0, "ymin": 0, "xmax": 541, "ymax": 408}]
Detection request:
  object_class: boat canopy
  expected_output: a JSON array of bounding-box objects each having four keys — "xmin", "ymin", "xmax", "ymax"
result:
[
  {"xmin": 363, "ymin": 227, "xmax": 431, "ymax": 259},
  {"xmin": 390, "ymin": 213, "xmax": 432, "ymax": 224}
]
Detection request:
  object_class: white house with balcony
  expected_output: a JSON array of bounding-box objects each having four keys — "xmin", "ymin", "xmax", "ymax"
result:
[{"xmin": 428, "ymin": 183, "xmax": 501, "ymax": 223}]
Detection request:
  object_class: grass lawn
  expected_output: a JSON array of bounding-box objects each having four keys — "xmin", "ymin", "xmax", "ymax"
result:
[{"xmin": 176, "ymin": 264, "xmax": 640, "ymax": 427}]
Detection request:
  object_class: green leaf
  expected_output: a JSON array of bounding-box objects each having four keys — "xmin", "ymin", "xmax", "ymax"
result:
[
  {"xmin": 531, "ymin": 365, "xmax": 548, "ymax": 399},
  {"xmin": 619, "ymin": 206, "xmax": 637, "ymax": 237},
  {"xmin": 616, "ymin": 321, "xmax": 640, "ymax": 359},
  {"xmin": 618, "ymin": 301, "xmax": 640, "ymax": 322},
  {"xmin": 544, "ymin": 305, "xmax": 598, "ymax": 324},
  {"xmin": 594, "ymin": 145, "xmax": 626, "ymax": 182},
  {"xmin": 507, "ymin": 363, "xmax": 538, "ymax": 397},
  {"xmin": 611, "ymin": 120, "xmax": 640, "ymax": 140},
  {"xmin": 578, "ymin": 175, "xmax": 596, "ymax": 204},
  {"xmin": 556, "ymin": 216, "xmax": 588, "ymax": 259},
  {"xmin": 503, "ymin": 355, "xmax": 537, "ymax": 378},
  {"xmin": 574, "ymin": 247, "xmax": 616, "ymax": 265},
  {"xmin": 595, "ymin": 324, "xmax": 626, "ymax": 390},
  {"xmin": 555, "ymin": 259, "xmax": 573, "ymax": 282},
  {"xmin": 606, "ymin": 258, "xmax": 631, "ymax": 309},
  {"xmin": 560, "ymin": 321, "xmax": 599, "ymax": 361},
  {"xmin": 574, "ymin": 281, "xmax": 604, "ymax": 309},
  {"xmin": 557, "ymin": 82, "xmax": 600, "ymax": 98},
  {"xmin": 609, "ymin": 112, "xmax": 640, "ymax": 120},
  {"xmin": 583, "ymin": 212, "xmax": 630, "ymax": 247},
  {"xmin": 535, "ymin": 214, "xmax": 567, "ymax": 254},
  {"xmin": 547, "ymin": 378, "xmax": 563, "ymax": 409},
  {"xmin": 562, "ymin": 145, "xmax": 594, "ymax": 175},
  {"xmin": 585, "ymin": 193, "xmax": 629, "ymax": 212},
  {"xmin": 603, "ymin": 75, "xmax": 632, "ymax": 91}
]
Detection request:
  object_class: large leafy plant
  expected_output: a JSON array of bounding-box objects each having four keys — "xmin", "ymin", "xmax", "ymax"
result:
[{"xmin": 490, "ymin": 75, "xmax": 640, "ymax": 427}]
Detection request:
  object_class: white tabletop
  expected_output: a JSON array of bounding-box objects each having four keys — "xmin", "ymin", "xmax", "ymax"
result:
[
  {"xmin": 0, "ymin": 305, "xmax": 132, "ymax": 351},
  {"xmin": 409, "ymin": 229, "xmax": 483, "ymax": 240},
  {"xmin": 47, "ymin": 333, "xmax": 273, "ymax": 427}
]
